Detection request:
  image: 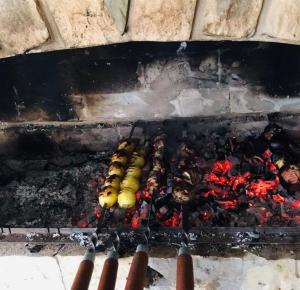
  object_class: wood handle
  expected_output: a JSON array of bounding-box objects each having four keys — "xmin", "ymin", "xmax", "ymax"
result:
[
  {"xmin": 124, "ymin": 247, "xmax": 148, "ymax": 290},
  {"xmin": 71, "ymin": 259, "xmax": 94, "ymax": 290},
  {"xmin": 97, "ymin": 257, "xmax": 118, "ymax": 290},
  {"xmin": 176, "ymin": 254, "xmax": 194, "ymax": 290}
]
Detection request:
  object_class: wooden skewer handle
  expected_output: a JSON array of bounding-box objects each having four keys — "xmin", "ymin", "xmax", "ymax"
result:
[
  {"xmin": 176, "ymin": 246, "xmax": 194, "ymax": 290},
  {"xmin": 97, "ymin": 251, "xmax": 119, "ymax": 290},
  {"xmin": 71, "ymin": 247, "xmax": 95, "ymax": 290},
  {"xmin": 124, "ymin": 244, "xmax": 148, "ymax": 290}
]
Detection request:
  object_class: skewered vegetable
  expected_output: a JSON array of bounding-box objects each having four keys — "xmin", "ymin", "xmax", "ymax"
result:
[
  {"xmin": 111, "ymin": 150, "xmax": 128, "ymax": 165},
  {"xmin": 118, "ymin": 190, "xmax": 136, "ymax": 208},
  {"xmin": 118, "ymin": 140, "xmax": 135, "ymax": 152},
  {"xmin": 104, "ymin": 175, "xmax": 121, "ymax": 190},
  {"xmin": 99, "ymin": 186, "xmax": 118, "ymax": 207},
  {"xmin": 126, "ymin": 166, "xmax": 142, "ymax": 178},
  {"xmin": 130, "ymin": 152, "xmax": 145, "ymax": 167},
  {"xmin": 172, "ymin": 143, "xmax": 201, "ymax": 204},
  {"xmin": 98, "ymin": 139, "xmax": 145, "ymax": 209},
  {"xmin": 145, "ymin": 132, "xmax": 166, "ymax": 197},
  {"xmin": 108, "ymin": 162, "xmax": 125, "ymax": 177},
  {"xmin": 120, "ymin": 175, "xmax": 140, "ymax": 192}
]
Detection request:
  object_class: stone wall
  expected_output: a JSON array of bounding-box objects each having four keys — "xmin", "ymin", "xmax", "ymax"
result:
[{"xmin": 1, "ymin": 0, "xmax": 300, "ymax": 58}]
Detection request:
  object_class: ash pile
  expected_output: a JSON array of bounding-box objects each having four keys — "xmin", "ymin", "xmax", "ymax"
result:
[{"xmin": 0, "ymin": 152, "xmax": 108, "ymax": 227}]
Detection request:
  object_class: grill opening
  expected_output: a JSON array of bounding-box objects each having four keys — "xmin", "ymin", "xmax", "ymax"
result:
[{"xmin": 1, "ymin": 41, "xmax": 300, "ymax": 251}]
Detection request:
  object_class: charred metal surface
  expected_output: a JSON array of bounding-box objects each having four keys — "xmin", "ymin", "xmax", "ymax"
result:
[
  {"xmin": 1, "ymin": 42, "xmax": 300, "ymax": 121},
  {"xmin": 1, "ymin": 227, "xmax": 300, "ymax": 249}
]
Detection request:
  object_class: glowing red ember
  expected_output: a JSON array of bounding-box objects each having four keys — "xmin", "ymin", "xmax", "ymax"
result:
[
  {"xmin": 272, "ymin": 194, "xmax": 285, "ymax": 204},
  {"xmin": 291, "ymin": 199, "xmax": 300, "ymax": 209},
  {"xmin": 230, "ymin": 175, "xmax": 248, "ymax": 190},
  {"xmin": 95, "ymin": 208, "xmax": 101, "ymax": 218},
  {"xmin": 259, "ymin": 207, "xmax": 273, "ymax": 224},
  {"xmin": 199, "ymin": 210, "xmax": 212, "ymax": 221},
  {"xmin": 158, "ymin": 212, "xmax": 181, "ymax": 227},
  {"xmin": 212, "ymin": 160, "xmax": 233, "ymax": 174},
  {"xmin": 131, "ymin": 211, "xmax": 141, "ymax": 229},
  {"xmin": 246, "ymin": 177, "xmax": 279, "ymax": 198},
  {"xmin": 206, "ymin": 173, "xmax": 230, "ymax": 186},
  {"xmin": 217, "ymin": 199, "xmax": 238, "ymax": 209},
  {"xmin": 294, "ymin": 216, "xmax": 300, "ymax": 224}
]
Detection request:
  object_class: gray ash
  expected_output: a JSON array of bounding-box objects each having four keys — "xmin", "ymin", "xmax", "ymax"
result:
[{"xmin": 0, "ymin": 152, "xmax": 110, "ymax": 227}]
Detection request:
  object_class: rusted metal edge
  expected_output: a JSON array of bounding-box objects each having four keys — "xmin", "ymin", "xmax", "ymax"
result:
[{"xmin": 1, "ymin": 227, "xmax": 300, "ymax": 246}]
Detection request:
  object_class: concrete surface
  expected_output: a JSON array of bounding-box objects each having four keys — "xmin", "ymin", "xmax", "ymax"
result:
[{"xmin": 0, "ymin": 252, "xmax": 300, "ymax": 290}]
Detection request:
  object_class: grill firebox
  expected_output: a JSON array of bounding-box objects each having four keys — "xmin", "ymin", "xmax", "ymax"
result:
[{"xmin": 1, "ymin": 42, "xmax": 300, "ymax": 254}]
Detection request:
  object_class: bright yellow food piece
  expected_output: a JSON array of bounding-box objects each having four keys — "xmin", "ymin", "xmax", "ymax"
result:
[
  {"xmin": 118, "ymin": 140, "xmax": 135, "ymax": 153},
  {"xmin": 98, "ymin": 186, "xmax": 118, "ymax": 207},
  {"xmin": 130, "ymin": 153, "xmax": 145, "ymax": 168},
  {"xmin": 120, "ymin": 175, "xmax": 140, "ymax": 192},
  {"xmin": 108, "ymin": 162, "xmax": 125, "ymax": 177},
  {"xmin": 126, "ymin": 166, "xmax": 142, "ymax": 178},
  {"xmin": 111, "ymin": 151, "xmax": 128, "ymax": 165},
  {"xmin": 119, "ymin": 187, "xmax": 136, "ymax": 195},
  {"xmin": 118, "ymin": 190, "xmax": 136, "ymax": 208},
  {"xmin": 104, "ymin": 175, "xmax": 121, "ymax": 190}
]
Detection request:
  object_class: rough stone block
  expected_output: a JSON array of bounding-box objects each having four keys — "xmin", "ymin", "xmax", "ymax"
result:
[
  {"xmin": 44, "ymin": 0, "xmax": 126, "ymax": 48},
  {"xmin": 104, "ymin": 0, "xmax": 128, "ymax": 34},
  {"xmin": 128, "ymin": 0, "xmax": 197, "ymax": 41},
  {"xmin": 192, "ymin": 0, "xmax": 263, "ymax": 39},
  {"xmin": 257, "ymin": 0, "xmax": 300, "ymax": 43},
  {"xmin": 0, "ymin": 0, "xmax": 49, "ymax": 56}
]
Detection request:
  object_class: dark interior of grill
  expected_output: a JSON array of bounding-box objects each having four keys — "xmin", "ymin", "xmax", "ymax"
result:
[{"xmin": 1, "ymin": 41, "xmax": 300, "ymax": 251}]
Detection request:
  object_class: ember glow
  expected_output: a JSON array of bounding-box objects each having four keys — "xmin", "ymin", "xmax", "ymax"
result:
[
  {"xmin": 246, "ymin": 177, "xmax": 279, "ymax": 199},
  {"xmin": 95, "ymin": 123, "xmax": 300, "ymax": 228}
]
